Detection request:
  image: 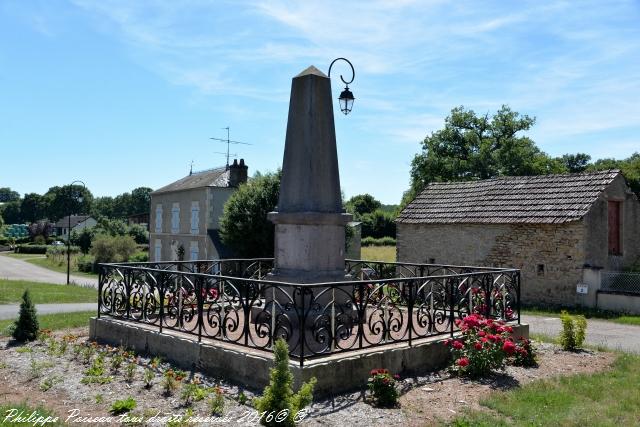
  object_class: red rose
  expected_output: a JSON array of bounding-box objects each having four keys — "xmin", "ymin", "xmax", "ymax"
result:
[
  {"xmin": 452, "ymin": 340, "xmax": 464, "ymax": 350},
  {"xmin": 478, "ymin": 331, "xmax": 486, "ymax": 337},
  {"xmin": 505, "ymin": 326, "xmax": 513, "ymax": 333},
  {"xmin": 457, "ymin": 357, "xmax": 470, "ymax": 367},
  {"xmin": 503, "ymin": 340, "xmax": 516, "ymax": 355},
  {"xmin": 474, "ymin": 342, "xmax": 483, "ymax": 350}
]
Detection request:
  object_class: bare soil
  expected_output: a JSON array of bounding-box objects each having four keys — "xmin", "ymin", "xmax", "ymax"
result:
[{"xmin": 0, "ymin": 328, "xmax": 615, "ymax": 426}]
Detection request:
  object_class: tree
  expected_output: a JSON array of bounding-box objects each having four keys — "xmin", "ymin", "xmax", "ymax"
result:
[
  {"xmin": 0, "ymin": 187, "xmax": 20, "ymax": 203},
  {"xmin": 127, "ymin": 223, "xmax": 149, "ymax": 244},
  {"xmin": 70, "ymin": 227, "xmax": 95, "ymax": 253},
  {"xmin": 560, "ymin": 153, "xmax": 592, "ymax": 173},
  {"xmin": 92, "ymin": 196, "xmax": 116, "ymax": 218},
  {"xmin": 44, "ymin": 185, "xmax": 93, "ymax": 221},
  {"xmin": 113, "ymin": 193, "xmax": 133, "ymax": 219},
  {"xmin": 130, "ymin": 187, "xmax": 152, "ymax": 215},
  {"xmin": 589, "ymin": 152, "xmax": 640, "ymax": 196},
  {"xmin": 361, "ymin": 209, "xmax": 396, "ymax": 238},
  {"xmin": 406, "ymin": 105, "xmax": 566, "ymax": 206},
  {"xmin": 345, "ymin": 194, "xmax": 382, "ymax": 218},
  {"xmin": 21, "ymin": 193, "xmax": 48, "ymax": 223},
  {"xmin": 253, "ymin": 338, "xmax": 316, "ymax": 427},
  {"xmin": 0, "ymin": 200, "xmax": 23, "ymax": 224},
  {"xmin": 220, "ymin": 171, "xmax": 281, "ymax": 258},
  {"xmin": 28, "ymin": 221, "xmax": 53, "ymax": 239},
  {"xmin": 12, "ymin": 290, "xmax": 39, "ymax": 342}
]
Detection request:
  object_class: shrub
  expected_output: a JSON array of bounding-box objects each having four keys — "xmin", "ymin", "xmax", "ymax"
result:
[
  {"xmin": 90, "ymin": 234, "xmax": 137, "ymax": 264},
  {"xmin": 559, "ymin": 310, "xmax": 587, "ymax": 350},
  {"xmin": 361, "ymin": 236, "xmax": 396, "ymax": 247},
  {"xmin": 367, "ymin": 369, "xmax": 399, "ymax": 407},
  {"xmin": 444, "ymin": 314, "xmax": 516, "ymax": 377},
  {"xmin": 124, "ymin": 361, "xmax": 137, "ymax": 383},
  {"xmin": 77, "ymin": 254, "xmax": 96, "ymax": 273},
  {"xmin": 127, "ymin": 223, "xmax": 149, "ymax": 244},
  {"xmin": 45, "ymin": 245, "xmax": 81, "ymax": 256},
  {"xmin": 254, "ymin": 338, "xmax": 316, "ymax": 427},
  {"xmin": 128, "ymin": 251, "xmax": 149, "ymax": 263},
  {"xmin": 510, "ymin": 337, "xmax": 537, "ymax": 367},
  {"xmin": 110, "ymin": 397, "xmax": 137, "ymax": 415},
  {"xmin": 12, "ymin": 290, "xmax": 39, "ymax": 342},
  {"xmin": 33, "ymin": 235, "xmax": 46, "ymax": 245},
  {"xmin": 209, "ymin": 387, "xmax": 225, "ymax": 415},
  {"xmin": 181, "ymin": 379, "xmax": 209, "ymax": 406},
  {"xmin": 162, "ymin": 369, "xmax": 181, "ymax": 395},
  {"xmin": 15, "ymin": 244, "xmax": 48, "ymax": 254},
  {"xmin": 70, "ymin": 227, "xmax": 95, "ymax": 254},
  {"xmin": 143, "ymin": 368, "xmax": 154, "ymax": 388}
]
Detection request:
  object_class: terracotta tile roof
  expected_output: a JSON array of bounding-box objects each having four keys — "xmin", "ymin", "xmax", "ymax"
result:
[
  {"xmin": 152, "ymin": 167, "xmax": 230, "ymax": 194},
  {"xmin": 397, "ymin": 170, "xmax": 621, "ymax": 224}
]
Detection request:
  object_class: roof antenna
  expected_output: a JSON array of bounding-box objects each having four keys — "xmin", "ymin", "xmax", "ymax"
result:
[
  {"xmin": 189, "ymin": 160, "xmax": 194, "ymax": 175},
  {"xmin": 210, "ymin": 127, "xmax": 251, "ymax": 169}
]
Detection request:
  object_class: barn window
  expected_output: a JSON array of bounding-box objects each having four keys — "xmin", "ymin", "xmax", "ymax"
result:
[{"xmin": 608, "ymin": 201, "xmax": 622, "ymax": 255}]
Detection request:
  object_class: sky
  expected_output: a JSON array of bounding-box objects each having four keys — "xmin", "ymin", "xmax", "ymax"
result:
[{"xmin": 1, "ymin": 0, "xmax": 639, "ymax": 205}]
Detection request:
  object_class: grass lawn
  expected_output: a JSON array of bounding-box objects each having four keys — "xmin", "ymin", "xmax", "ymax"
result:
[
  {"xmin": 361, "ymin": 245, "xmax": 396, "ymax": 263},
  {"xmin": 452, "ymin": 353, "xmax": 640, "ymax": 426},
  {"xmin": 0, "ymin": 311, "xmax": 95, "ymax": 337},
  {"xmin": 26, "ymin": 256, "xmax": 98, "ymax": 278},
  {"xmin": 0, "ymin": 279, "xmax": 97, "ymax": 304},
  {"xmin": 522, "ymin": 305, "xmax": 640, "ymax": 326}
]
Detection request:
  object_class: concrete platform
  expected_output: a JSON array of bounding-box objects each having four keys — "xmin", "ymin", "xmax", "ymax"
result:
[{"xmin": 89, "ymin": 316, "xmax": 529, "ymax": 397}]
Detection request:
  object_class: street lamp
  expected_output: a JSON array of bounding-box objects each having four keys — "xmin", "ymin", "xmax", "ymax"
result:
[
  {"xmin": 328, "ymin": 57, "xmax": 355, "ymax": 115},
  {"xmin": 66, "ymin": 180, "xmax": 86, "ymax": 285}
]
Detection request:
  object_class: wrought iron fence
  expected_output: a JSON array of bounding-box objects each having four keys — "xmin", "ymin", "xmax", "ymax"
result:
[
  {"xmin": 97, "ymin": 260, "xmax": 520, "ymax": 366},
  {"xmin": 601, "ymin": 271, "xmax": 640, "ymax": 294}
]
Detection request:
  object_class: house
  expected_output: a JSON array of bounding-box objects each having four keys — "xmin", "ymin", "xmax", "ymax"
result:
[
  {"xmin": 396, "ymin": 170, "xmax": 640, "ymax": 307},
  {"xmin": 53, "ymin": 215, "xmax": 97, "ymax": 240},
  {"xmin": 127, "ymin": 212, "xmax": 150, "ymax": 230},
  {"xmin": 149, "ymin": 159, "xmax": 248, "ymax": 262}
]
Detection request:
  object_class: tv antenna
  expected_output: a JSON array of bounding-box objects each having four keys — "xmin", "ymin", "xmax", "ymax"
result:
[
  {"xmin": 189, "ymin": 160, "xmax": 194, "ymax": 175},
  {"xmin": 210, "ymin": 127, "xmax": 251, "ymax": 168}
]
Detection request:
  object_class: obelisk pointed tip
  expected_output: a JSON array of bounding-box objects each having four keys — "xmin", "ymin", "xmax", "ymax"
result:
[{"xmin": 296, "ymin": 65, "xmax": 327, "ymax": 78}]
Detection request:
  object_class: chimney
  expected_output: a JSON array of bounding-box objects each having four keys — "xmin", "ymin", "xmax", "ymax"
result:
[{"xmin": 229, "ymin": 158, "xmax": 248, "ymax": 187}]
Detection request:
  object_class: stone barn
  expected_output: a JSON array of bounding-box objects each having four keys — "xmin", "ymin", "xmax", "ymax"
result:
[{"xmin": 396, "ymin": 170, "xmax": 640, "ymax": 306}]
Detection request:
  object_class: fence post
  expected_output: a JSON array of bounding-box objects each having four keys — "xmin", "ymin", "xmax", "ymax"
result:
[
  {"xmin": 358, "ymin": 282, "xmax": 364, "ymax": 350},
  {"xmin": 197, "ymin": 275, "xmax": 203, "ymax": 343},
  {"xmin": 449, "ymin": 278, "xmax": 455, "ymax": 338},
  {"xmin": 299, "ymin": 286, "xmax": 305, "ymax": 367},
  {"xmin": 125, "ymin": 269, "xmax": 132, "ymax": 319},
  {"xmin": 97, "ymin": 265, "xmax": 103, "ymax": 318},
  {"xmin": 516, "ymin": 271, "xmax": 521, "ymax": 324},
  {"xmin": 408, "ymin": 279, "xmax": 414, "ymax": 347},
  {"xmin": 484, "ymin": 274, "xmax": 492, "ymax": 319},
  {"xmin": 158, "ymin": 271, "xmax": 164, "ymax": 334}
]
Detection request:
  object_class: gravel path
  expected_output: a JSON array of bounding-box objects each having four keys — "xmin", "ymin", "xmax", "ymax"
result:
[
  {"xmin": 0, "ymin": 252, "xmax": 98, "ymax": 288},
  {"xmin": 0, "ymin": 303, "xmax": 97, "ymax": 320},
  {"xmin": 522, "ymin": 314, "xmax": 640, "ymax": 353}
]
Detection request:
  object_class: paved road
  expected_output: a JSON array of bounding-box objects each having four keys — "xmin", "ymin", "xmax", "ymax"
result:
[
  {"xmin": 0, "ymin": 252, "xmax": 98, "ymax": 288},
  {"xmin": 522, "ymin": 314, "xmax": 640, "ymax": 354},
  {"xmin": 0, "ymin": 303, "xmax": 97, "ymax": 320}
]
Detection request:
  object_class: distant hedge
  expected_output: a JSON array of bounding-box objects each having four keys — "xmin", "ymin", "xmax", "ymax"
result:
[
  {"xmin": 46, "ymin": 246, "xmax": 81, "ymax": 256},
  {"xmin": 15, "ymin": 245, "xmax": 49, "ymax": 254},
  {"xmin": 362, "ymin": 236, "xmax": 396, "ymax": 247}
]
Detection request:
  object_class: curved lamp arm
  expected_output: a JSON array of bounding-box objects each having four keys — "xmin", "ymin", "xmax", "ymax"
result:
[{"xmin": 328, "ymin": 57, "xmax": 355, "ymax": 85}]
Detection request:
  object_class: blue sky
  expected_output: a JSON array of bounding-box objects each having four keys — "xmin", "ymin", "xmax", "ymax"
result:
[{"xmin": 1, "ymin": 0, "xmax": 639, "ymax": 204}]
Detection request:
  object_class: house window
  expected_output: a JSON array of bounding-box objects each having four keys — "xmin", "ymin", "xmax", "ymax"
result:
[
  {"xmin": 190, "ymin": 201, "xmax": 200, "ymax": 235},
  {"xmin": 190, "ymin": 241, "xmax": 199, "ymax": 261},
  {"xmin": 155, "ymin": 205, "xmax": 163, "ymax": 233},
  {"xmin": 154, "ymin": 240, "xmax": 162, "ymax": 262},
  {"xmin": 171, "ymin": 203, "xmax": 180, "ymax": 234},
  {"xmin": 608, "ymin": 201, "xmax": 622, "ymax": 255}
]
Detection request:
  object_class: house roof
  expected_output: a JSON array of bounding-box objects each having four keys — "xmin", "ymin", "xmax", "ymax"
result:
[
  {"xmin": 152, "ymin": 167, "xmax": 230, "ymax": 194},
  {"xmin": 54, "ymin": 215, "xmax": 93, "ymax": 229},
  {"xmin": 396, "ymin": 170, "xmax": 622, "ymax": 225}
]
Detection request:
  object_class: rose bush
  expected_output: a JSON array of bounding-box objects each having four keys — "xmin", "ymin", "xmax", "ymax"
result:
[
  {"xmin": 444, "ymin": 314, "xmax": 536, "ymax": 377},
  {"xmin": 367, "ymin": 368, "xmax": 400, "ymax": 407}
]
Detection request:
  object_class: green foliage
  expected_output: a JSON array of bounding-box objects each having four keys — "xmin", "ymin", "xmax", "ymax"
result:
[
  {"xmin": 44, "ymin": 184, "xmax": 93, "ymax": 221},
  {"xmin": 588, "ymin": 152, "xmax": 640, "ymax": 195},
  {"xmin": 77, "ymin": 254, "xmax": 96, "ymax": 273},
  {"xmin": 162, "ymin": 369, "xmax": 181, "ymax": 395},
  {"xmin": 345, "ymin": 194, "xmax": 381, "ymax": 217},
  {"xmin": 0, "ymin": 200, "xmax": 23, "ymax": 224},
  {"xmin": 143, "ymin": 367, "xmax": 155, "ymax": 388},
  {"xmin": 406, "ymin": 105, "xmax": 569, "ymax": 206},
  {"xmin": 220, "ymin": 170, "xmax": 281, "ymax": 258},
  {"xmin": 128, "ymin": 251, "xmax": 149, "ymax": 263},
  {"xmin": 33, "ymin": 235, "xmax": 46, "ymax": 245},
  {"xmin": 90, "ymin": 234, "xmax": 137, "ymax": 264},
  {"xmin": 110, "ymin": 397, "xmax": 137, "ymax": 415},
  {"xmin": 127, "ymin": 223, "xmax": 149, "ymax": 244},
  {"xmin": 45, "ymin": 245, "xmax": 81, "ymax": 256},
  {"xmin": 21, "ymin": 193, "xmax": 48, "ymax": 223},
  {"xmin": 209, "ymin": 387, "xmax": 225, "ymax": 415},
  {"xmin": 559, "ymin": 310, "xmax": 587, "ymax": 350},
  {"xmin": 181, "ymin": 379, "xmax": 209, "ymax": 406},
  {"xmin": 362, "ymin": 236, "xmax": 396, "ymax": 246},
  {"xmin": 124, "ymin": 361, "xmax": 137, "ymax": 382},
  {"xmin": 254, "ymin": 338, "xmax": 316, "ymax": 427},
  {"xmin": 15, "ymin": 244, "xmax": 49, "ymax": 254},
  {"xmin": 0, "ymin": 187, "xmax": 20, "ymax": 202},
  {"xmin": 367, "ymin": 369, "xmax": 399, "ymax": 407},
  {"xmin": 561, "ymin": 153, "xmax": 591, "ymax": 173},
  {"xmin": 70, "ymin": 227, "xmax": 95, "ymax": 253},
  {"xmin": 360, "ymin": 209, "xmax": 396, "ymax": 239},
  {"xmin": 12, "ymin": 290, "xmax": 39, "ymax": 342}
]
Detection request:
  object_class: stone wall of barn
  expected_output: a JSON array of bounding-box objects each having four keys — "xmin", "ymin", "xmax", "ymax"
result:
[{"xmin": 396, "ymin": 222, "xmax": 585, "ymax": 306}]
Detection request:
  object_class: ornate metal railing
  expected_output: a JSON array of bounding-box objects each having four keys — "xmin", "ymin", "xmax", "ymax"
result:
[{"xmin": 97, "ymin": 260, "xmax": 520, "ymax": 366}]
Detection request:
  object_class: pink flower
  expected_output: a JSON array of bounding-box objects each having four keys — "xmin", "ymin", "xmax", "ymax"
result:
[
  {"xmin": 474, "ymin": 342, "xmax": 483, "ymax": 351},
  {"xmin": 452, "ymin": 340, "xmax": 464, "ymax": 350},
  {"xmin": 503, "ymin": 340, "xmax": 516, "ymax": 355},
  {"xmin": 457, "ymin": 357, "xmax": 470, "ymax": 367}
]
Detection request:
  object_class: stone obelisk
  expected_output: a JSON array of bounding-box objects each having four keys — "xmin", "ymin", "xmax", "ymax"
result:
[{"xmin": 268, "ymin": 65, "xmax": 352, "ymax": 283}]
